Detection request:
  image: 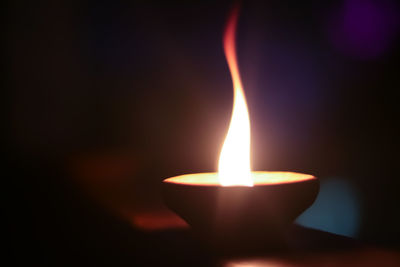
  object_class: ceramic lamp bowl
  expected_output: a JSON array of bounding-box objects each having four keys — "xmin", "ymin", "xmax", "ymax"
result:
[{"xmin": 163, "ymin": 171, "xmax": 319, "ymax": 253}]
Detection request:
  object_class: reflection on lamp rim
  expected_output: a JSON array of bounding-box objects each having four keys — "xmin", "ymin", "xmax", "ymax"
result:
[{"xmin": 164, "ymin": 171, "xmax": 316, "ymax": 186}]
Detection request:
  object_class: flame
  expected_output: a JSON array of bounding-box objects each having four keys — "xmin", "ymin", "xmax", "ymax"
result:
[{"xmin": 218, "ymin": 6, "xmax": 253, "ymax": 187}]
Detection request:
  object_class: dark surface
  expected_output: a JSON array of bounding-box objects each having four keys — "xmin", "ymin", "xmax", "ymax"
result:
[
  {"xmin": 6, "ymin": 158, "xmax": 400, "ymax": 266},
  {"xmin": 219, "ymin": 226, "xmax": 400, "ymax": 267}
]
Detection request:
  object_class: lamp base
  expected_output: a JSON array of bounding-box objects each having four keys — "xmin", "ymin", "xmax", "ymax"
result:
[{"xmin": 163, "ymin": 172, "xmax": 319, "ymax": 254}]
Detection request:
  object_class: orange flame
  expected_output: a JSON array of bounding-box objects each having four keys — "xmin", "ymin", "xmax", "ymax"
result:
[{"xmin": 218, "ymin": 5, "xmax": 253, "ymax": 186}]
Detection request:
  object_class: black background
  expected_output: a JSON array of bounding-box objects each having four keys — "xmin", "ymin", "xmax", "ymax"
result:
[{"xmin": 5, "ymin": 0, "xmax": 400, "ymax": 266}]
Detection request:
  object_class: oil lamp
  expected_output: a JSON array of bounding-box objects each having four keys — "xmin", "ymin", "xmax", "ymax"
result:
[{"xmin": 162, "ymin": 6, "xmax": 319, "ymax": 253}]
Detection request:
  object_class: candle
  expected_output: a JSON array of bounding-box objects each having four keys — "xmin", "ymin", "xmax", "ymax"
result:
[
  {"xmin": 163, "ymin": 172, "xmax": 318, "ymax": 253},
  {"xmin": 162, "ymin": 5, "xmax": 319, "ymax": 252}
]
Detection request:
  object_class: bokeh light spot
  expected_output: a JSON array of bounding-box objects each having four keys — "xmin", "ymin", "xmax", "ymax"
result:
[{"xmin": 296, "ymin": 177, "xmax": 361, "ymax": 237}]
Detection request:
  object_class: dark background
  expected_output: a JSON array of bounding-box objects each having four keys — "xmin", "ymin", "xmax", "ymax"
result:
[{"xmin": 5, "ymin": 0, "xmax": 400, "ymax": 266}]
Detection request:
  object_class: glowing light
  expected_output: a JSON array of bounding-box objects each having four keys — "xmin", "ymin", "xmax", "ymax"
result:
[
  {"xmin": 218, "ymin": 6, "xmax": 252, "ymax": 186},
  {"xmin": 165, "ymin": 172, "xmax": 315, "ymax": 186}
]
